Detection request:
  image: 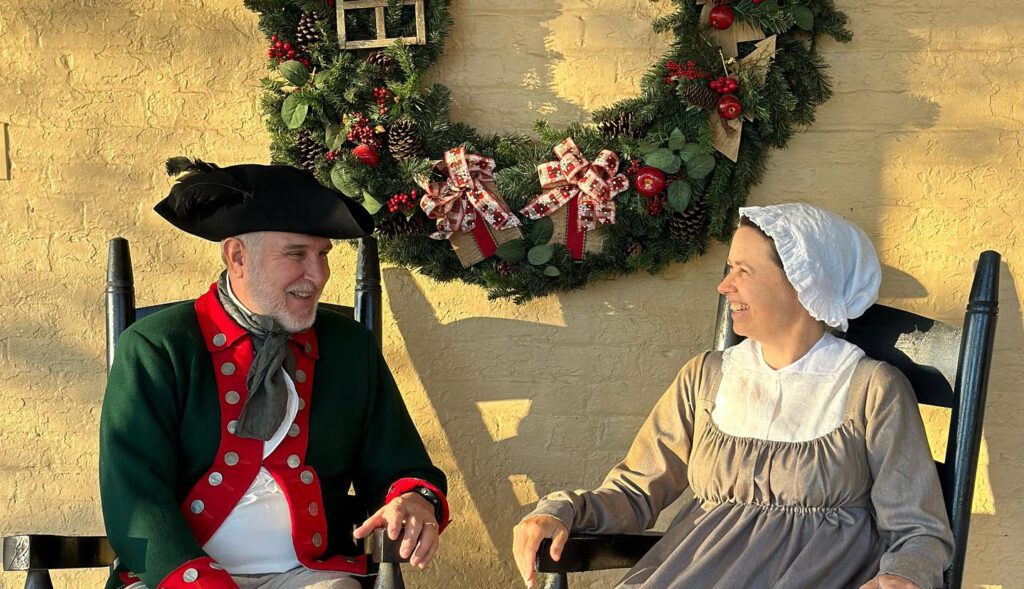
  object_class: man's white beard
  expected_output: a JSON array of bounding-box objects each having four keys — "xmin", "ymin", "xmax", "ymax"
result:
[{"xmin": 247, "ymin": 263, "xmax": 319, "ymax": 333}]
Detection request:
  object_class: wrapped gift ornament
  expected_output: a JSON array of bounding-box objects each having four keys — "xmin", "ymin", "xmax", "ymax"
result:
[
  {"xmin": 519, "ymin": 138, "xmax": 628, "ymax": 260},
  {"xmin": 417, "ymin": 147, "xmax": 523, "ymax": 267}
]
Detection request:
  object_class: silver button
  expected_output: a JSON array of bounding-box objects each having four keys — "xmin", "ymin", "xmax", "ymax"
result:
[
  {"xmin": 183, "ymin": 567, "xmax": 199, "ymax": 582},
  {"xmin": 220, "ymin": 362, "xmax": 236, "ymax": 376},
  {"xmin": 224, "ymin": 452, "xmax": 239, "ymax": 466},
  {"xmin": 295, "ymin": 369, "xmax": 307, "ymax": 383},
  {"xmin": 308, "ymin": 502, "xmax": 319, "ymax": 516},
  {"xmin": 212, "ymin": 333, "xmax": 227, "ymax": 347},
  {"xmin": 190, "ymin": 500, "xmax": 204, "ymax": 514},
  {"xmin": 304, "ymin": 342, "xmax": 313, "ymax": 353},
  {"xmin": 209, "ymin": 562, "xmax": 224, "ymax": 571},
  {"xmin": 208, "ymin": 472, "xmax": 223, "ymax": 486},
  {"xmin": 298, "ymin": 398, "xmax": 306, "ymax": 410},
  {"xmin": 225, "ymin": 391, "xmax": 240, "ymax": 405},
  {"xmin": 227, "ymin": 420, "xmax": 237, "ymax": 434},
  {"xmin": 312, "ymin": 533, "xmax": 323, "ymax": 547},
  {"xmin": 300, "ymin": 470, "xmax": 314, "ymax": 484},
  {"xmin": 287, "ymin": 454, "xmax": 301, "ymax": 468},
  {"xmin": 288, "ymin": 424, "xmax": 300, "ymax": 437}
]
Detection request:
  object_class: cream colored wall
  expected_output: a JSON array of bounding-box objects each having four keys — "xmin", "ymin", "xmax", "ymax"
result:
[{"xmin": 0, "ymin": 0, "xmax": 1020, "ymax": 587}]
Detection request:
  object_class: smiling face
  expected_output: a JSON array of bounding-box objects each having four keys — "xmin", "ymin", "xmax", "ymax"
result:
[
  {"xmin": 225, "ymin": 231, "xmax": 333, "ymax": 333},
  {"xmin": 717, "ymin": 225, "xmax": 811, "ymax": 344}
]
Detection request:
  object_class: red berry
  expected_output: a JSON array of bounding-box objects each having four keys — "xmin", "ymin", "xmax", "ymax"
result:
[{"xmin": 708, "ymin": 5, "xmax": 735, "ymax": 30}]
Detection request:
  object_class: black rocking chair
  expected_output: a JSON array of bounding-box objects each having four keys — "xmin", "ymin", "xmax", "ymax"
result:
[
  {"xmin": 536, "ymin": 250, "xmax": 1001, "ymax": 589},
  {"xmin": 3, "ymin": 237, "xmax": 412, "ymax": 589}
]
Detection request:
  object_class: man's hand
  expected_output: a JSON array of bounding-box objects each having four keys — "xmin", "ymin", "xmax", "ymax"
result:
[
  {"xmin": 353, "ymin": 492, "xmax": 440, "ymax": 569},
  {"xmin": 858, "ymin": 574, "xmax": 921, "ymax": 589},
  {"xmin": 512, "ymin": 515, "xmax": 569, "ymax": 588}
]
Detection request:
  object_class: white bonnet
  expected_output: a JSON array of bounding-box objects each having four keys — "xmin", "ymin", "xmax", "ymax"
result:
[{"xmin": 738, "ymin": 203, "xmax": 881, "ymax": 332}]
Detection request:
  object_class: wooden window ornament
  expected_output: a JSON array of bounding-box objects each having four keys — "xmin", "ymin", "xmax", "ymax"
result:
[{"xmin": 336, "ymin": 0, "xmax": 427, "ymax": 50}]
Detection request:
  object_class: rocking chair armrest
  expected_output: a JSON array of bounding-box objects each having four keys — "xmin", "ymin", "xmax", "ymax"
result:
[
  {"xmin": 365, "ymin": 528, "xmax": 409, "ymax": 565},
  {"xmin": 536, "ymin": 533, "xmax": 664, "ymax": 573},
  {"xmin": 3, "ymin": 535, "xmax": 114, "ymax": 571}
]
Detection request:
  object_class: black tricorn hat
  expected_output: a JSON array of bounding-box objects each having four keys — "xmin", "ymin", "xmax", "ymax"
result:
[{"xmin": 154, "ymin": 157, "xmax": 375, "ymax": 241}]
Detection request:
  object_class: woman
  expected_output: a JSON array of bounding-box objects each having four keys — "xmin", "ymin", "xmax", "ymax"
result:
[{"xmin": 513, "ymin": 203, "xmax": 953, "ymax": 589}]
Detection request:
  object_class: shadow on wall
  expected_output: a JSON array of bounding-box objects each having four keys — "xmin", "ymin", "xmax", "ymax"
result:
[{"xmin": 383, "ymin": 260, "xmax": 723, "ymax": 559}]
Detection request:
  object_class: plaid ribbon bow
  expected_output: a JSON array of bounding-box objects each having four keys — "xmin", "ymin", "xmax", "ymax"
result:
[
  {"xmin": 519, "ymin": 138, "xmax": 629, "ymax": 231},
  {"xmin": 417, "ymin": 147, "xmax": 521, "ymax": 240}
]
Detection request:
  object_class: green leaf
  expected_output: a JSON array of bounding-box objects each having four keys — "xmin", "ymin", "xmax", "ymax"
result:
[
  {"xmin": 495, "ymin": 239, "xmax": 527, "ymax": 262},
  {"xmin": 330, "ymin": 165, "xmax": 360, "ymax": 197},
  {"xmin": 281, "ymin": 94, "xmax": 309, "ymax": 129},
  {"xmin": 679, "ymin": 143, "xmax": 702, "ymax": 163},
  {"xmin": 792, "ymin": 5, "xmax": 814, "ymax": 30},
  {"xmin": 645, "ymin": 148, "xmax": 681, "ymax": 174},
  {"xmin": 687, "ymin": 154, "xmax": 717, "ymax": 180},
  {"xmin": 668, "ymin": 128, "xmax": 686, "ymax": 151},
  {"xmin": 313, "ymin": 70, "xmax": 332, "ymax": 88},
  {"xmin": 279, "ymin": 60, "xmax": 310, "ymax": 86},
  {"xmin": 638, "ymin": 140, "xmax": 662, "ymax": 156},
  {"xmin": 360, "ymin": 191, "xmax": 384, "ymax": 215},
  {"xmin": 325, "ymin": 125, "xmax": 345, "ymax": 151},
  {"xmin": 543, "ymin": 265, "xmax": 561, "ymax": 277},
  {"xmin": 527, "ymin": 244, "xmax": 554, "ymax": 266},
  {"xmin": 667, "ymin": 181, "xmax": 692, "ymax": 213},
  {"xmin": 528, "ymin": 216, "xmax": 555, "ymax": 245}
]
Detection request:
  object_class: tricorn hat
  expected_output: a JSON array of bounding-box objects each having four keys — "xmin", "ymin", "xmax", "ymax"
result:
[{"xmin": 154, "ymin": 157, "xmax": 375, "ymax": 241}]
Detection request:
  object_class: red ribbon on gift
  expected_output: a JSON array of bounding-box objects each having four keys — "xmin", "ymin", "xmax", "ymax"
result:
[
  {"xmin": 519, "ymin": 138, "xmax": 629, "ymax": 259},
  {"xmin": 417, "ymin": 147, "xmax": 522, "ymax": 258}
]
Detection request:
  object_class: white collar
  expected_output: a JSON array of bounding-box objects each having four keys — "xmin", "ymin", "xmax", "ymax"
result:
[
  {"xmin": 225, "ymin": 274, "xmax": 257, "ymax": 316},
  {"xmin": 724, "ymin": 333, "xmax": 863, "ymax": 378}
]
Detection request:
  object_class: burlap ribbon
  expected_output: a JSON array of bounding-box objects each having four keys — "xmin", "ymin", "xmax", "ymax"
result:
[
  {"xmin": 417, "ymin": 146, "xmax": 521, "ymax": 240},
  {"xmin": 519, "ymin": 138, "xmax": 628, "ymax": 259}
]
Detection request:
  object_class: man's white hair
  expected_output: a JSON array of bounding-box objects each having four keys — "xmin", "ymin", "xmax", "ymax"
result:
[{"xmin": 221, "ymin": 232, "xmax": 265, "ymax": 266}]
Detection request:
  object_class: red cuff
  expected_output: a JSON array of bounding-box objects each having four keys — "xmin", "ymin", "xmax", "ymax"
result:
[
  {"xmin": 385, "ymin": 477, "xmax": 451, "ymax": 533},
  {"xmin": 158, "ymin": 557, "xmax": 237, "ymax": 589}
]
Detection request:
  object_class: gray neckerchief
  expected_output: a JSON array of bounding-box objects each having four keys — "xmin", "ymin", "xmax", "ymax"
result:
[{"xmin": 216, "ymin": 271, "xmax": 296, "ymax": 441}]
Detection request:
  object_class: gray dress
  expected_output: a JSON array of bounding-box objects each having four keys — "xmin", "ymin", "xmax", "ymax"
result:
[{"xmin": 529, "ymin": 352, "xmax": 953, "ymax": 589}]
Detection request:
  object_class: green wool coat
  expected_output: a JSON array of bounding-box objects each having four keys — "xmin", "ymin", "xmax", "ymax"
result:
[{"xmin": 99, "ymin": 300, "xmax": 446, "ymax": 588}]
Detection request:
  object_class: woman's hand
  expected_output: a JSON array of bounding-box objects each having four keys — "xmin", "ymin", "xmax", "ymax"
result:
[
  {"xmin": 512, "ymin": 515, "xmax": 570, "ymax": 588},
  {"xmin": 858, "ymin": 574, "xmax": 921, "ymax": 589},
  {"xmin": 353, "ymin": 492, "xmax": 440, "ymax": 569}
]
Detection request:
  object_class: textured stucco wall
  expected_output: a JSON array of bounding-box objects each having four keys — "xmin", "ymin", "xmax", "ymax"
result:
[{"xmin": 0, "ymin": 1, "xmax": 1020, "ymax": 588}]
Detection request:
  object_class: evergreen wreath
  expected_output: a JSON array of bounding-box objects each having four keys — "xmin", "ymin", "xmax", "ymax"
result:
[{"xmin": 244, "ymin": 0, "xmax": 852, "ymax": 302}]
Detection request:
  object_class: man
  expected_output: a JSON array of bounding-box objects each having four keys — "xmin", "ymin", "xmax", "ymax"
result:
[{"xmin": 99, "ymin": 158, "xmax": 448, "ymax": 589}]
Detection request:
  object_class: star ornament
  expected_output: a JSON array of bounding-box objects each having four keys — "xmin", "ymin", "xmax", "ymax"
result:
[
  {"xmin": 710, "ymin": 35, "xmax": 777, "ymax": 162},
  {"xmin": 697, "ymin": 0, "xmax": 766, "ymax": 58}
]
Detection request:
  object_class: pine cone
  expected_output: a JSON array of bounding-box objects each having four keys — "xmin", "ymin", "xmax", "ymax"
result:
[
  {"xmin": 367, "ymin": 50, "xmax": 397, "ymax": 72},
  {"xmin": 295, "ymin": 12, "xmax": 323, "ymax": 53},
  {"xmin": 682, "ymin": 83, "xmax": 719, "ymax": 110},
  {"xmin": 376, "ymin": 215, "xmax": 423, "ymax": 238},
  {"xmin": 598, "ymin": 112, "xmax": 645, "ymax": 140},
  {"xmin": 387, "ymin": 119, "xmax": 426, "ymax": 160},
  {"xmin": 296, "ymin": 129, "xmax": 324, "ymax": 172},
  {"xmin": 495, "ymin": 260, "xmax": 515, "ymax": 277},
  {"xmin": 625, "ymin": 241, "xmax": 644, "ymax": 259},
  {"xmin": 668, "ymin": 200, "xmax": 708, "ymax": 243}
]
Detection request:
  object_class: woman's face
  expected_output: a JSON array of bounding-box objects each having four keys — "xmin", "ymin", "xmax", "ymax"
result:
[{"xmin": 717, "ymin": 226, "xmax": 811, "ymax": 342}]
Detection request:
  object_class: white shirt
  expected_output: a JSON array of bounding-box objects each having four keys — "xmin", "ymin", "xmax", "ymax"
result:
[
  {"xmin": 202, "ymin": 277, "xmax": 302, "ymax": 573},
  {"xmin": 711, "ymin": 333, "xmax": 864, "ymax": 443}
]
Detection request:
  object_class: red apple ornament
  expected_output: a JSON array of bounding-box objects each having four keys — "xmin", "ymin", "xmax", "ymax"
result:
[
  {"xmin": 634, "ymin": 166, "xmax": 667, "ymax": 197},
  {"xmin": 708, "ymin": 5, "xmax": 735, "ymax": 30},
  {"xmin": 353, "ymin": 144, "xmax": 380, "ymax": 168},
  {"xmin": 717, "ymin": 95, "xmax": 743, "ymax": 120}
]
